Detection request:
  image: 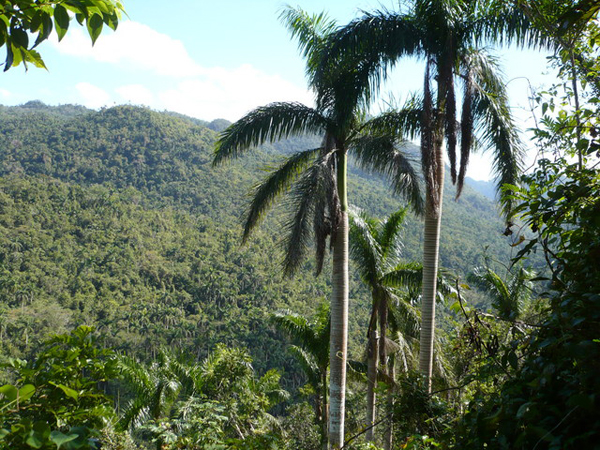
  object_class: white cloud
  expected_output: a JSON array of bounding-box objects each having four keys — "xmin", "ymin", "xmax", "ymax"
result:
[
  {"xmin": 51, "ymin": 21, "xmax": 201, "ymax": 78},
  {"xmin": 75, "ymin": 82, "xmax": 111, "ymax": 109},
  {"xmin": 50, "ymin": 20, "xmax": 313, "ymax": 121},
  {"xmin": 0, "ymin": 89, "xmax": 10, "ymax": 99},
  {"xmin": 158, "ymin": 65, "xmax": 313, "ymax": 120}
]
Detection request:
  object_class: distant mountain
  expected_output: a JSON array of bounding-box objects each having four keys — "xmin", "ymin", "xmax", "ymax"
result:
[
  {"xmin": 465, "ymin": 177, "xmax": 496, "ymax": 200},
  {"xmin": 0, "ymin": 102, "xmax": 519, "ymax": 379}
]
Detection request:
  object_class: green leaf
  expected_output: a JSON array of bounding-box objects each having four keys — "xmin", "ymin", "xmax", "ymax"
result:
[
  {"xmin": 23, "ymin": 49, "xmax": 47, "ymax": 70},
  {"xmin": 50, "ymin": 382, "xmax": 79, "ymax": 400},
  {"xmin": 25, "ymin": 423, "xmax": 51, "ymax": 450},
  {"xmin": 86, "ymin": 14, "xmax": 103, "ymax": 45},
  {"xmin": 10, "ymin": 44, "xmax": 24, "ymax": 68},
  {"xmin": 516, "ymin": 401, "xmax": 531, "ymax": 418},
  {"xmin": 0, "ymin": 384, "xmax": 18, "ymax": 402},
  {"xmin": 18, "ymin": 384, "xmax": 35, "ymax": 402},
  {"xmin": 10, "ymin": 27, "xmax": 28, "ymax": 48},
  {"xmin": 54, "ymin": 5, "xmax": 70, "ymax": 41},
  {"xmin": 49, "ymin": 431, "xmax": 78, "ymax": 449}
]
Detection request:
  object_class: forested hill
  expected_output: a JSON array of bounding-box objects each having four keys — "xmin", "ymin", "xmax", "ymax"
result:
[{"xmin": 0, "ymin": 102, "xmax": 515, "ymax": 374}]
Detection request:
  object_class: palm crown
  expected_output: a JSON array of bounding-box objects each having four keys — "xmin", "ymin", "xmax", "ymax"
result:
[
  {"xmin": 314, "ymin": 0, "xmax": 544, "ymax": 392},
  {"xmin": 213, "ymin": 7, "xmax": 424, "ymax": 448}
]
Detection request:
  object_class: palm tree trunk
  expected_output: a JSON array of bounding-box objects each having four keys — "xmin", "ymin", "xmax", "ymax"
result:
[
  {"xmin": 383, "ymin": 354, "xmax": 396, "ymax": 450},
  {"xmin": 418, "ymin": 118, "xmax": 445, "ymax": 393},
  {"xmin": 366, "ymin": 328, "xmax": 379, "ymax": 441},
  {"xmin": 329, "ymin": 150, "xmax": 349, "ymax": 449},
  {"xmin": 322, "ymin": 375, "xmax": 329, "ymax": 450}
]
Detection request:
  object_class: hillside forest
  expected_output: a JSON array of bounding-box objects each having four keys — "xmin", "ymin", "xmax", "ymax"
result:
[{"xmin": 1, "ymin": 1, "xmax": 599, "ymax": 450}]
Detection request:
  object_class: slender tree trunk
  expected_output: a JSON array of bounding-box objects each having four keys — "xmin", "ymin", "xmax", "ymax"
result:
[
  {"xmin": 418, "ymin": 116, "xmax": 445, "ymax": 393},
  {"xmin": 379, "ymin": 296, "xmax": 388, "ymax": 372},
  {"xmin": 329, "ymin": 150, "xmax": 349, "ymax": 449},
  {"xmin": 316, "ymin": 389, "xmax": 327, "ymax": 450},
  {"xmin": 366, "ymin": 328, "xmax": 379, "ymax": 441},
  {"xmin": 383, "ymin": 354, "xmax": 396, "ymax": 450},
  {"xmin": 322, "ymin": 373, "xmax": 329, "ymax": 450}
]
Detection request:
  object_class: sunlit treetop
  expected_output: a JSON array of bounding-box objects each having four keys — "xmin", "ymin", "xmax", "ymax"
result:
[{"xmin": 0, "ymin": 0, "xmax": 124, "ymax": 71}]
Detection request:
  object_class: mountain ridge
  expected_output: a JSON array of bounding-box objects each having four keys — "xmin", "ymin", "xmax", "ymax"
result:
[{"xmin": 0, "ymin": 102, "xmax": 517, "ymax": 378}]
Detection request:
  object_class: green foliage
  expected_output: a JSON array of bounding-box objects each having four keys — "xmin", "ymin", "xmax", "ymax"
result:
[
  {"xmin": 391, "ymin": 374, "xmax": 450, "ymax": 443},
  {"xmin": 118, "ymin": 344, "xmax": 288, "ymax": 450},
  {"xmin": 0, "ymin": 326, "xmax": 116, "ymax": 449},
  {"xmin": 280, "ymin": 402, "xmax": 320, "ymax": 450},
  {"xmin": 0, "ymin": 101, "xmax": 518, "ymax": 414},
  {"xmin": 0, "ymin": 0, "xmax": 124, "ymax": 71},
  {"xmin": 449, "ymin": 6, "xmax": 600, "ymax": 445}
]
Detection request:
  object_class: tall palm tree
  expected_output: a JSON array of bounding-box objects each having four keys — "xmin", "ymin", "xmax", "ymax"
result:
[
  {"xmin": 213, "ymin": 8, "xmax": 422, "ymax": 448},
  {"xmin": 349, "ymin": 207, "xmax": 454, "ymax": 446},
  {"xmin": 271, "ymin": 305, "xmax": 330, "ymax": 450},
  {"xmin": 319, "ymin": 0, "xmax": 542, "ymax": 391},
  {"xmin": 349, "ymin": 207, "xmax": 418, "ymax": 442}
]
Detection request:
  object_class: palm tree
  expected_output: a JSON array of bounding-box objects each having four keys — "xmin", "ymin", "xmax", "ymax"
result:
[
  {"xmin": 271, "ymin": 304, "xmax": 330, "ymax": 450},
  {"xmin": 349, "ymin": 207, "xmax": 418, "ymax": 441},
  {"xmin": 468, "ymin": 265, "xmax": 536, "ymax": 321},
  {"xmin": 116, "ymin": 351, "xmax": 183, "ymax": 450},
  {"xmin": 319, "ymin": 0, "xmax": 542, "ymax": 391},
  {"xmin": 349, "ymin": 208, "xmax": 454, "ymax": 447},
  {"xmin": 213, "ymin": 8, "xmax": 422, "ymax": 448}
]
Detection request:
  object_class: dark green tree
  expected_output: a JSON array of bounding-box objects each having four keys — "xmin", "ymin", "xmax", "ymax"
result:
[
  {"xmin": 0, "ymin": 0, "xmax": 124, "ymax": 71},
  {"xmin": 0, "ymin": 326, "xmax": 118, "ymax": 450}
]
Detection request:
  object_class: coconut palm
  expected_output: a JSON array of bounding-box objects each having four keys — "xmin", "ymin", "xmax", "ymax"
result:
[
  {"xmin": 271, "ymin": 304, "xmax": 330, "ymax": 450},
  {"xmin": 213, "ymin": 8, "xmax": 422, "ymax": 448},
  {"xmin": 318, "ymin": 0, "xmax": 544, "ymax": 391}
]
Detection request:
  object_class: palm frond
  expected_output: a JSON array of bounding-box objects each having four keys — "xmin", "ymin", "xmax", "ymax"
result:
[
  {"xmin": 469, "ymin": 266, "xmax": 514, "ymax": 320},
  {"xmin": 421, "ymin": 58, "xmax": 439, "ymax": 211},
  {"xmin": 213, "ymin": 103, "xmax": 328, "ymax": 165},
  {"xmin": 433, "ymin": 336, "xmax": 454, "ymax": 386},
  {"xmin": 391, "ymin": 331, "xmax": 417, "ymax": 373},
  {"xmin": 288, "ymin": 345, "xmax": 321, "ymax": 387},
  {"xmin": 446, "ymin": 80, "xmax": 458, "ymax": 184},
  {"xmin": 279, "ymin": 6, "xmax": 337, "ymax": 78},
  {"xmin": 471, "ymin": 1, "xmax": 553, "ymax": 50},
  {"xmin": 457, "ymin": 68, "xmax": 474, "ymax": 198},
  {"xmin": 271, "ymin": 310, "xmax": 319, "ymax": 352},
  {"xmin": 242, "ymin": 147, "xmax": 321, "ymax": 242},
  {"xmin": 388, "ymin": 294, "xmax": 421, "ymax": 340},
  {"xmin": 349, "ymin": 207, "xmax": 382, "ymax": 288},
  {"xmin": 361, "ymin": 96, "xmax": 423, "ymax": 141},
  {"xmin": 350, "ymin": 133, "xmax": 424, "ymax": 215},
  {"xmin": 324, "ymin": 9, "xmax": 422, "ymax": 66},
  {"xmin": 381, "ymin": 262, "xmax": 423, "ymax": 292},
  {"xmin": 315, "ymin": 10, "xmax": 422, "ymax": 110},
  {"xmin": 118, "ymin": 397, "xmax": 150, "ymax": 431},
  {"xmin": 282, "ymin": 150, "xmax": 338, "ymax": 275},
  {"xmin": 379, "ymin": 208, "xmax": 407, "ymax": 264},
  {"xmin": 115, "ymin": 354, "xmax": 153, "ymax": 396},
  {"xmin": 467, "ymin": 48, "xmax": 524, "ymax": 218},
  {"xmin": 257, "ymin": 369, "xmax": 291, "ymax": 406}
]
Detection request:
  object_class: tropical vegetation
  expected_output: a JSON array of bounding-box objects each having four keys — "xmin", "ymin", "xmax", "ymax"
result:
[{"xmin": 1, "ymin": 0, "xmax": 599, "ymax": 449}]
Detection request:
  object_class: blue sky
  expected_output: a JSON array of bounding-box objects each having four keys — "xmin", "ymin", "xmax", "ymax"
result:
[{"xmin": 0, "ymin": 0, "xmax": 556, "ymax": 180}]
